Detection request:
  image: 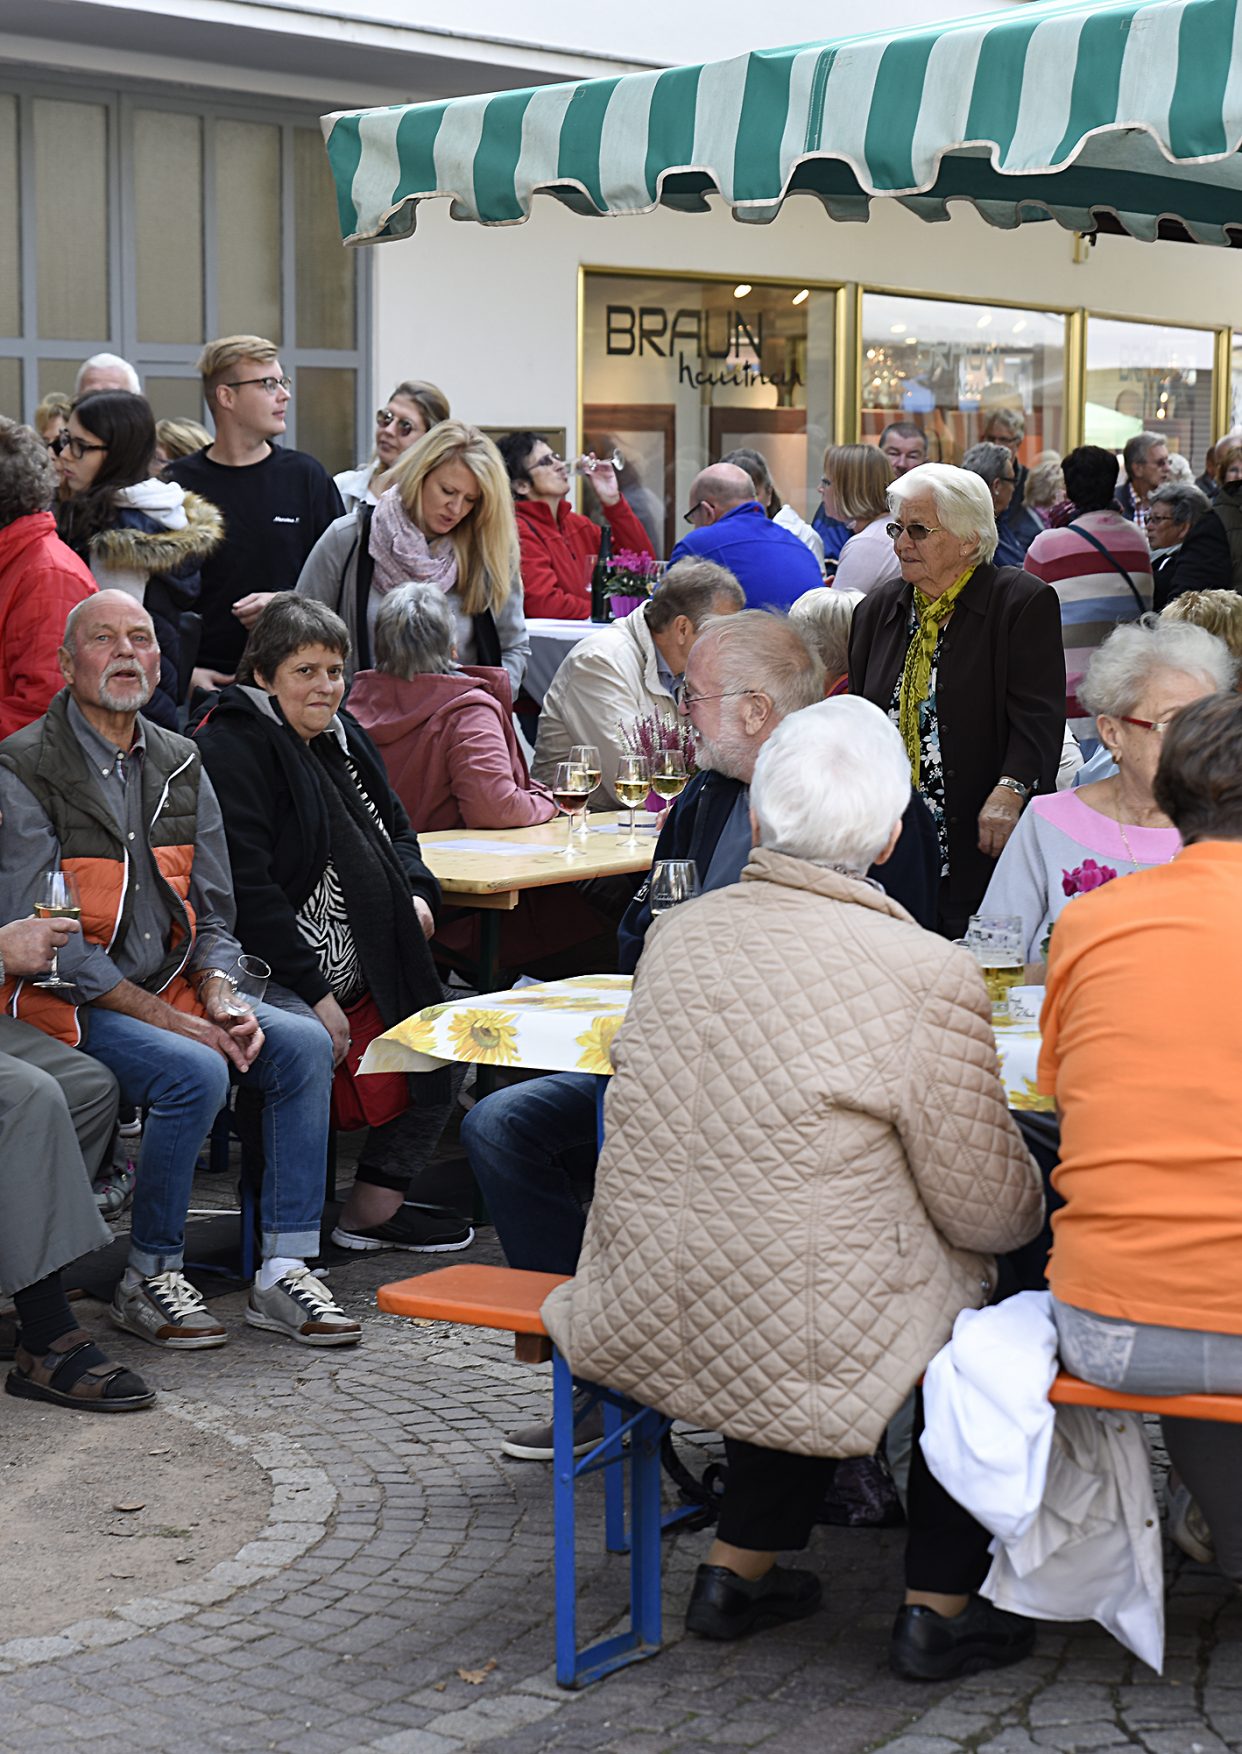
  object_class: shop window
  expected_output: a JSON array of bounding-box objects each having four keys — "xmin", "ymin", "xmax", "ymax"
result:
[
  {"xmin": 1085, "ymin": 316, "xmax": 1214, "ymax": 474},
  {"xmin": 582, "ymin": 271, "xmax": 837, "ymax": 558},
  {"xmin": 859, "ymin": 292, "xmax": 1066, "ymax": 466}
]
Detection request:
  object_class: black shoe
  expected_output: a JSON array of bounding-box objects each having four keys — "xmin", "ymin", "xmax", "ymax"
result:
[
  {"xmin": 331, "ymin": 1202, "xmax": 474, "ymax": 1253},
  {"xmin": 890, "ymin": 1597, "xmax": 1036, "ymax": 1681},
  {"xmin": 684, "ymin": 1563, "xmax": 821, "ymax": 1641}
]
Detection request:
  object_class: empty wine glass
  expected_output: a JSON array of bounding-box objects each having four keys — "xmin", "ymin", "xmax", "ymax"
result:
[
  {"xmin": 615, "ymin": 754, "xmax": 650, "ymax": 848},
  {"xmin": 32, "ymin": 868, "xmax": 81, "ymax": 991},
  {"xmin": 551, "ymin": 760, "xmax": 591, "ymax": 860},
  {"xmin": 649, "ymin": 860, "xmax": 701, "ymax": 915},
  {"xmin": 215, "ymin": 953, "xmax": 272, "ymax": 1019},
  {"xmin": 569, "ymin": 743, "xmax": 601, "ymax": 837},
  {"xmin": 574, "ymin": 450, "xmax": 624, "ymax": 476}
]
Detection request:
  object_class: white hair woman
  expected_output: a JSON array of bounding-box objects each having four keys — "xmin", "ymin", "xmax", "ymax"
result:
[
  {"xmin": 848, "ymin": 461, "xmax": 1066, "ymax": 937},
  {"xmin": 348, "ymin": 581, "xmax": 556, "ymax": 833},
  {"xmin": 541, "ymin": 694, "xmax": 1043, "ymax": 1663},
  {"xmin": 982, "ymin": 617, "xmax": 1236, "ymax": 963},
  {"xmin": 788, "ymin": 586, "xmax": 862, "ymax": 694}
]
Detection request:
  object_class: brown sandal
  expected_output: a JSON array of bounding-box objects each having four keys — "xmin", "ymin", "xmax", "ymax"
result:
[{"xmin": 5, "ymin": 1327, "xmax": 155, "ymax": 1413}]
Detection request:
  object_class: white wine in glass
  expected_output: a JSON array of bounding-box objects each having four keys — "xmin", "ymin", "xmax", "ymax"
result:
[
  {"xmin": 614, "ymin": 754, "xmax": 650, "ymax": 847},
  {"xmin": 551, "ymin": 761, "xmax": 591, "ymax": 859},
  {"xmin": 651, "ymin": 749, "xmax": 688, "ymax": 805},
  {"xmin": 32, "ymin": 868, "xmax": 82, "ymax": 991},
  {"xmin": 569, "ymin": 743, "xmax": 601, "ymax": 837}
]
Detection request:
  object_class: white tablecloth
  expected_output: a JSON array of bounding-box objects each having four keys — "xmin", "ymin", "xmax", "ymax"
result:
[{"xmin": 524, "ymin": 618, "xmax": 596, "ymax": 704}]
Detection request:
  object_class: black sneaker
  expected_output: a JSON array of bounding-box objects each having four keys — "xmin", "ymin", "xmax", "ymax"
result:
[
  {"xmin": 330, "ymin": 1201, "xmax": 474, "ymax": 1254},
  {"xmin": 890, "ymin": 1597, "xmax": 1036, "ymax": 1681},
  {"xmin": 684, "ymin": 1563, "xmax": 822, "ymax": 1641}
]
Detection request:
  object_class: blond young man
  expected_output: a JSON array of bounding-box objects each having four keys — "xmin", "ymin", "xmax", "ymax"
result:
[{"xmin": 166, "ymin": 336, "xmax": 342, "ymax": 692}]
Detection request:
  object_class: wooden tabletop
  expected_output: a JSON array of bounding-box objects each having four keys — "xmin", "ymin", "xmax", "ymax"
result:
[{"xmin": 419, "ymin": 811, "xmax": 656, "ymax": 904}]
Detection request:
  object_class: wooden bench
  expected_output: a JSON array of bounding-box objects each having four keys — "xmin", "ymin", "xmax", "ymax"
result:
[{"xmin": 378, "ymin": 1263, "xmax": 671, "ymax": 1689}]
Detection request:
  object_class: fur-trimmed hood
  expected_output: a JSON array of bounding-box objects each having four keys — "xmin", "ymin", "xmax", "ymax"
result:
[{"xmin": 89, "ymin": 489, "xmax": 223, "ymax": 579}]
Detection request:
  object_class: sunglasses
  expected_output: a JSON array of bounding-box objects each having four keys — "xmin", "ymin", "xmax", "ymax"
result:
[
  {"xmin": 376, "ymin": 408, "xmax": 422, "ymax": 439},
  {"xmin": 885, "ymin": 521, "xmax": 943, "ymax": 543}
]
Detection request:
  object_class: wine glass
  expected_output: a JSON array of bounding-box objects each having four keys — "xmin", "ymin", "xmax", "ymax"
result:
[
  {"xmin": 574, "ymin": 450, "xmax": 624, "ymax": 476},
  {"xmin": 32, "ymin": 868, "xmax": 82, "ymax": 991},
  {"xmin": 569, "ymin": 742, "xmax": 601, "ymax": 838},
  {"xmin": 650, "ymin": 748, "xmax": 688, "ymax": 816},
  {"xmin": 649, "ymin": 860, "xmax": 701, "ymax": 915},
  {"xmin": 615, "ymin": 754, "xmax": 650, "ymax": 848},
  {"xmin": 214, "ymin": 954, "xmax": 272, "ymax": 1020},
  {"xmin": 550, "ymin": 760, "xmax": 591, "ymax": 860}
]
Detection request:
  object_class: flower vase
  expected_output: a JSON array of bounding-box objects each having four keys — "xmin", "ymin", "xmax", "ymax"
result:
[{"xmin": 608, "ymin": 593, "xmax": 644, "ymax": 619}]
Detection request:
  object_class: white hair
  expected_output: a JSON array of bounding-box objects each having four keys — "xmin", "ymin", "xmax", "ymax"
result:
[
  {"xmin": 750, "ymin": 695, "xmax": 910, "ymax": 873},
  {"xmin": 374, "ymin": 580, "xmax": 456, "ymax": 678},
  {"xmin": 787, "ymin": 588, "xmax": 862, "ymax": 681},
  {"xmin": 74, "ymin": 353, "xmax": 140, "ymax": 395},
  {"xmin": 1078, "ymin": 616, "xmax": 1238, "ymax": 718},
  {"xmin": 889, "ymin": 463, "xmax": 999, "ymax": 565}
]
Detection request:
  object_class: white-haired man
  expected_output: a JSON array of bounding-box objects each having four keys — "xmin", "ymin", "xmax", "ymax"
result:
[
  {"xmin": 75, "ymin": 354, "xmax": 140, "ymax": 398},
  {"xmin": 0, "ymin": 590, "xmax": 358, "ymax": 1352}
]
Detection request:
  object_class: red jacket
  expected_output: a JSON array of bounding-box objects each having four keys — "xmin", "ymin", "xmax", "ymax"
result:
[
  {"xmin": 347, "ymin": 663, "xmax": 557, "ymax": 833},
  {"xmin": 515, "ymin": 495, "xmax": 655, "ymax": 619},
  {"xmin": 0, "ymin": 513, "xmax": 97, "ymax": 740}
]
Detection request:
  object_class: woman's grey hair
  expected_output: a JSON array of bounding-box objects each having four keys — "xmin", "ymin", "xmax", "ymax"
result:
[
  {"xmin": 961, "ymin": 442, "xmax": 1012, "ymax": 488},
  {"xmin": 237, "ymin": 594, "xmax": 351, "ymax": 685},
  {"xmin": 374, "ymin": 581, "xmax": 456, "ymax": 678},
  {"xmin": 751, "ymin": 696, "xmax": 910, "ymax": 872},
  {"xmin": 1148, "ymin": 480, "xmax": 1211, "ymax": 530},
  {"xmin": 694, "ymin": 610, "xmax": 824, "ymax": 718},
  {"xmin": 787, "ymin": 588, "xmax": 861, "ymax": 682},
  {"xmin": 0, "ymin": 418, "xmax": 57, "ymax": 526},
  {"xmin": 1078, "ymin": 616, "xmax": 1238, "ymax": 720},
  {"xmin": 888, "ymin": 463, "xmax": 999, "ymax": 565}
]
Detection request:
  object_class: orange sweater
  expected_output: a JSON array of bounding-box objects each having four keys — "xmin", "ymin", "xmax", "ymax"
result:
[{"xmin": 1038, "ymin": 840, "xmax": 1242, "ymax": 1335}]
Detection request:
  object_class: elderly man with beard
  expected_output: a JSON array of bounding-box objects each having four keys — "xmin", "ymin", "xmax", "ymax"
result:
[
  {"xmin": 0, "ymin": 591, "xmax": 359, "ymax": 1353},
  {"xmin": 461, "ymin": 610, "xmax": 939, "ymax": 1461}
]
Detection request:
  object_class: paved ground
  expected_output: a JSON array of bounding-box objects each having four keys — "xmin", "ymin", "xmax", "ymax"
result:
[{"xmin": 2, "ymin": 1152, "xmax": 1239, "ymax": 1754}]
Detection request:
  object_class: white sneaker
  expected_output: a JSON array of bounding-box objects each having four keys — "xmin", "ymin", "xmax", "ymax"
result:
[
  {"xmin": 110, "ymin": 1270, "xmax": 228, "ymax": 1349},
  {"xmin": 245, "ymin": 1268, "xmax": 362, "ymax": 1347}
]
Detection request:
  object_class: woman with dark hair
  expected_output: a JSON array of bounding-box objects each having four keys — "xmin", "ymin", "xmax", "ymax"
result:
[
  {"xmin": 55, "ymin": 391, "xmax": 221, "ymax": 726},
  {"xmin": 194, "ymin": 594, "xmax": 472, "ymax": 1255},
  {"xmin": 1023, "ymin": 445, "xmax": 1153, "ymax": 739}
]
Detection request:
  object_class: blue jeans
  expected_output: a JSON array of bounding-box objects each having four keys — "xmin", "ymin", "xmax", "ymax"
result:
[
  {"xmin": 461, "ymin": 1073, "xmax": 598, "ymax": 1276},
  {"xmin": 81, "ymin": 999, "xmax": 334, "ymax": 1275}
]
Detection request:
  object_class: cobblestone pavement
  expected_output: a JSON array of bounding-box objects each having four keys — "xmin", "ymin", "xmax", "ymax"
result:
[{"xmin": 2, "ymin": 1226, "xmax": 1239, "ymax": 1754}]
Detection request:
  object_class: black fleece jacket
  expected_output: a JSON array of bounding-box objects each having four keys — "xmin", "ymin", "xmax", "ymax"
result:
[{"xmin": 193, "ymin": 685, "xmax": 439, "ymax": 1006}]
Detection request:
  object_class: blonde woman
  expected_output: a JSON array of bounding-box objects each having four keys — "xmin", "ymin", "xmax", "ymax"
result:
[
  {"xmin": 153, "ymin": 417, "xmax": 213, "ymax": 470},
  {"xmin": 821, "ymin": 444, "xmax": 900, "ymax": 595},
  {"xmin": 297, "ymin": 419, "xmax": 528, "ymax": 693}
]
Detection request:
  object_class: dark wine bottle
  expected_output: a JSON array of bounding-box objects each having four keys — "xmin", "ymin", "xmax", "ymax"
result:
[{"xmin": 590, "ymin": 522, "xmax": 612, "ymax": 623}]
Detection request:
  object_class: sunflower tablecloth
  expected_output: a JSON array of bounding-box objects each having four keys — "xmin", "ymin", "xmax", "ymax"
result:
[
  {"xmin": 361, "ymin": 972, "xmax": 1051, "ymax": 1108},
  {"xmin": 359, "ymin": 976, "xmax": 635, "ymax": 1078}
]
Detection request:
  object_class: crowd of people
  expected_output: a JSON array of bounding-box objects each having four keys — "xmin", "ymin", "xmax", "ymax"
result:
[{"xmin": 2, "ymin": 340, "xmax": 1241, "ymax": 1683}]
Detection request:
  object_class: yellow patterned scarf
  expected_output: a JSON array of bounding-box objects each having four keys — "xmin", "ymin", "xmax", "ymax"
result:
[{"xmin": 897, "ymin": 567, "xmax": 975, "ymax": 786}]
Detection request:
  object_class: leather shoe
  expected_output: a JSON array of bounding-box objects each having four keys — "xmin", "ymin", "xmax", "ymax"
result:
[
  {"xmin": 685, "ymin": 1563, "xmax": 821, "ymax": 1641},
  {"xmin": 890, "ymin": 1597, "xmax": 1035, "ymax": 1680}
]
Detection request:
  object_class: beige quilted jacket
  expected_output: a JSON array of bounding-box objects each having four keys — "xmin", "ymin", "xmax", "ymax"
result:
[{"xmin": 541, "ymin": 847, "xmax": 1045, "ymax": 1457}]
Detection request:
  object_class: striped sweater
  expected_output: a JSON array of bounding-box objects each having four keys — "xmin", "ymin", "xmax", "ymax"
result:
[{"xmin": 1023, "ymin": 511, "xmax": 1153, "ymax": 737}]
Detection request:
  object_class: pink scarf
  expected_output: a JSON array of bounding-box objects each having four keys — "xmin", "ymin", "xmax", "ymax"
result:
[{"xmin": 369, "ymin": 486, "xmax": 459, "ymax": 598}]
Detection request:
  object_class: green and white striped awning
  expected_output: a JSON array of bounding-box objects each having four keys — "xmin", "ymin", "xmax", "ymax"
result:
[{"xmin": 323, "ymin": 0, "xmax": 1242, "ymax": 250}]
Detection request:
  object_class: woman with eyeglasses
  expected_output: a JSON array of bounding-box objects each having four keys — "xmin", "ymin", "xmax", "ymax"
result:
[
  {"xmin": 334, "ymin": 381, "xmax": 450, "ymax": 515},
  {"xmin": 821, "ymin": 444, "xmax": 901, "ymax": 595},
  {"xmin": 298, "ymin": 420, "xmax": 529, "ymax": 695},
  {"xmin": 55, "ymin": 391, "xmax": 222, "ymax": 727},
  {"xmin": 848, "ymin": 462, "xmax": 1066, "ymax": 938}
]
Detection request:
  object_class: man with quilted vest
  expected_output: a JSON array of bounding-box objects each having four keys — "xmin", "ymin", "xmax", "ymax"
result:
[{"xmin": 0, "ymin": 591, "xmax": 360, "ymax": 1352}]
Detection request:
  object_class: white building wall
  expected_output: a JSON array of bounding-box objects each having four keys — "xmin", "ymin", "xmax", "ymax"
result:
[{"xmin": 373, "ymin": 191, "xmax": 1242, "ymax": 444}]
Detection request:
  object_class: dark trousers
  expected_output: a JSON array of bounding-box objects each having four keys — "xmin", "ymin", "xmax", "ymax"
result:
[
  {"xmin": 715, "ymin": 1438, "xmax": 835, "ymax": 1552},
  {"xmin": 904, "ymin": 1389, "xmax": 993, "ymax": 1593}
]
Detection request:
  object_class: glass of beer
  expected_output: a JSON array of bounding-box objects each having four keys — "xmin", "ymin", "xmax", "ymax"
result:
[
  {"xmin": 964, "ymin": 914, "xmax": 1025, "ymax": 1021},
  {"xmin": 650, "ymin": 749, "xmax": 688, "ymax": 813},
  {"xmin": 551, "ymin": 761, "xmax": 592, "ymax": 859},
  {"xmin": 615, "ymin": 754, "xmax": 650, "ymax": 847},
  {"xmin": 32, "ymin": 868, "xmax": 82, "ymax": 991},
  {"xmin": 569, "ymin": 743, "xmax": 602, "ymax": 837}
]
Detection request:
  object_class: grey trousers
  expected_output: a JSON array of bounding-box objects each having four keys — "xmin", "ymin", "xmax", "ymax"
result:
[
  {"xmin": 1053, "ymin": 1296, "xmax": 1242, "ymax": 1585},
  {"xmin": 0, "ymin": 1014, "xmax": 116, "ymax": 1297}
]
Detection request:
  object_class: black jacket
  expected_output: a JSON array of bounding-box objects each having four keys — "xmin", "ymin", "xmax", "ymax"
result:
[
  {"xmin": 616, "ymin": 767, "xmax": 941, "ymax": 974},
  {"xmin": 193, "ymin": 685, "xmax": 439, "ymax": 1006},
  {"xmin": 848, "ymin": 561, "xmax": 1065, "ymax": 935},
  {"xmin": 1154, "ymin": 494, "xmax": 1239, "ymax": 609}
]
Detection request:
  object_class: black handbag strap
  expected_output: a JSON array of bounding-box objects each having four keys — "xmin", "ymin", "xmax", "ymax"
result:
[
  {"xmin": 352, "ymin": 504, "xmax": 376, "ymax": 670},
  {"xmin": 1068, "ymin": 518, "xmax": 1146, "ymax": 612}
]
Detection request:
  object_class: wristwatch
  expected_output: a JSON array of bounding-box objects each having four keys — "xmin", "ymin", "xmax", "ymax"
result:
[
  {"xmin": 195, "ymin": 967, "xmax": 235, "ymax": 991},
  {"xmin": 995, "ymin": 776, "xmax": 1033, "ymax": 803}
]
